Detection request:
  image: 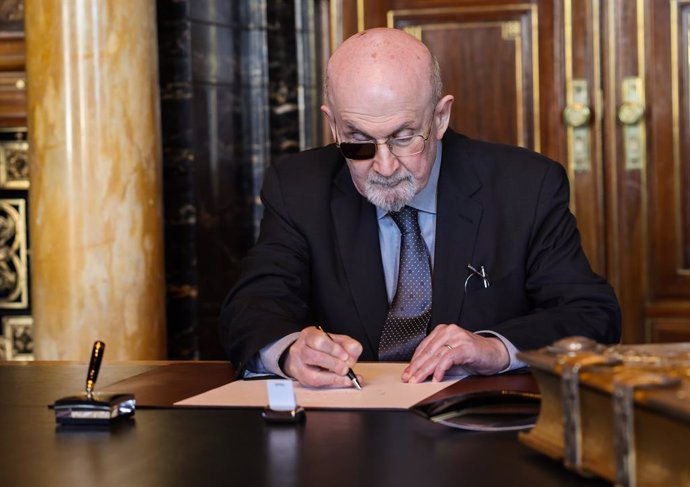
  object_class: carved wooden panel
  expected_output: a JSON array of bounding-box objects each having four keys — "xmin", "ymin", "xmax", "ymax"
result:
[
  {"xmin": 388, "ymin": 6, "xmax": 540, "ymax": 150},
  {"xmin": 642, "ymin": 0, "xmax": 690, "ymax": 340}
]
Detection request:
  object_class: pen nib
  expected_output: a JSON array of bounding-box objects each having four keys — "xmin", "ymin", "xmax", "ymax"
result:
[{"xmin": 352, "ymin": 377, "xmax": 363, "ymax": 390}]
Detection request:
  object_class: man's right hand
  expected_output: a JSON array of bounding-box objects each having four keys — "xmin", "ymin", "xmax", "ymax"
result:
[{"xmin": 283, "ymin": 326, "xmax": 363, "ymax": 388}]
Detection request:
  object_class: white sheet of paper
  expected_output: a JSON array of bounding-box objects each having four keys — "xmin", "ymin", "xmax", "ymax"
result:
[{"xmin": 175, "ymin": 362, "xmax": 468, "ymax": 410}]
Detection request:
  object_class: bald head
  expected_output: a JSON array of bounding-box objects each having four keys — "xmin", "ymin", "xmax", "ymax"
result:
[
  {"xmin": 324, "ymin": 28, "xmax": 442, "ymax": 111},
  {"xmin": 321, "ymin": 29, "xmax": 454, "ymax": 212}
]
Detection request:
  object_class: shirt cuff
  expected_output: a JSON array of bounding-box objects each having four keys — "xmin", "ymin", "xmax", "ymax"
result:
[
  {"xmin": 243, "ymin": 332, "xmax": 301, "ymax": 378},
  {"xmin": 475, "ymin": 330, "xmax": 527, "ymax": 373}
]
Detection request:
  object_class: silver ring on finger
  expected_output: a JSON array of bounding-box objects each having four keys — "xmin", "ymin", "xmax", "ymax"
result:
[{"xmin": 444, "ymin": 344, "xmax": 453, "ymax": 351}]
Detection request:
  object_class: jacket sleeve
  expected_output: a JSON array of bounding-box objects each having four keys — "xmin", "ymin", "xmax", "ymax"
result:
[
  {"xmin": 218, "ymin": 164, "xmax": 312, "ymax": 374},
  {"xmin": 487, "ymin": 162, "xmax": 621, "ymax": 350}
]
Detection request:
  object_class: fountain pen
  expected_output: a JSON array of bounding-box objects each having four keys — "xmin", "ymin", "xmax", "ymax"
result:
[{"xmin": 316, "ymin": 326, "xmax": 362, "ymax": 390}]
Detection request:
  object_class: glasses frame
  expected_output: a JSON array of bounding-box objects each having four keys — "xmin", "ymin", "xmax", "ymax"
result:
[{"xmin": 335, "ymin": 118, "xmax": 434, "ymax": 161}]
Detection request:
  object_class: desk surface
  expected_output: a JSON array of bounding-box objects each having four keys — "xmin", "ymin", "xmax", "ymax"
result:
[{"xmin": 0, "ymin": 362, "xmax": 611, "ymax": 487}]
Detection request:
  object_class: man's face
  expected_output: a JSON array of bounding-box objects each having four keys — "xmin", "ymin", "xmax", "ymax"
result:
[
  {"xmin": 321, "ymin": 29, "xmax": 454, "ymax": 211},
  {"xmin": 324, "ymin": 77, "xmax": 437, "ymax": 211},
  {"xmin": 334, "ymin": 105, "xmax": 438, "ymax": 212}
]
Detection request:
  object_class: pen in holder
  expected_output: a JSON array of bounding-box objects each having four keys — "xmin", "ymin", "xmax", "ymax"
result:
[{"xmin": 53, "ymin": 340, "xmax": 136, "ymax": 426}]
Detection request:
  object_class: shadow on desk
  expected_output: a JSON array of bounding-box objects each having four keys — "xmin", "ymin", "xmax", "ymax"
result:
[{"xmin": 101, "ymin": 362, "xmax": 236, "ymax": 407}]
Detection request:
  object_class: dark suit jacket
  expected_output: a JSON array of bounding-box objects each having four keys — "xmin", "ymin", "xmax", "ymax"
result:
[{"xmin": 220, "ymin": 130, "xmax": 621, "ymax": 373}]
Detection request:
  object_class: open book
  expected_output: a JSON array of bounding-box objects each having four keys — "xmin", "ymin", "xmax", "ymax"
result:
[{"xmin": 410, "ymin": 371, "xmax": 540, "ymax": 431}]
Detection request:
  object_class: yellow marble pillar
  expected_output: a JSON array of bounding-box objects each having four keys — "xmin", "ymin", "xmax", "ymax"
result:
[{"xmin": 25, "ymin": 0, "xmax": 166, "ymax": 360}]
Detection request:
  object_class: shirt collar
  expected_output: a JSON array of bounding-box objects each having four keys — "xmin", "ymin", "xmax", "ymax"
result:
[{"xmin": 376, "ymin": 141, "xmax": 442, "ymax": 220}]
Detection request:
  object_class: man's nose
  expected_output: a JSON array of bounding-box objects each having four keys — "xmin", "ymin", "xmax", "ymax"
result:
[{"xmin": 372, "ymin": 143, "xmax": 399, "ymax": 176}]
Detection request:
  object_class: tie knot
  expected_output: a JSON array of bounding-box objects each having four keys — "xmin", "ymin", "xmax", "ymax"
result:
[{"xmin": 389, "ymin": 206, "xmax": 419, "ymax": 235}]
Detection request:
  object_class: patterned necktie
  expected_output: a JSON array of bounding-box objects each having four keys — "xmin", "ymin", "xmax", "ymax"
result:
[{"xmin": 378, "ymin": 206, "xmax": 432, "ymax": 361}]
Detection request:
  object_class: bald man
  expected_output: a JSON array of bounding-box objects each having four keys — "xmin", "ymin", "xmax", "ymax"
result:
[{"xmin": 219, "ymin": 28, "xmax": 620, "ymax": 388}]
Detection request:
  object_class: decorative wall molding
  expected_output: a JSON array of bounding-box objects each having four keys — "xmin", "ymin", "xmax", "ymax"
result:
[
  {"xmin": 0, "ymin": 136, "xmax": 28, "ymax": 189},
  {"xmin": 0, "ymin": 0, "xmax": 23, "ymax": 23},
  {"xmin": 2, "ymin": 314, "xmax": 32, "ymax": 360},
  {"xmin": 0, "ymin": 198, "xmax": 27, "ymax": 309}
]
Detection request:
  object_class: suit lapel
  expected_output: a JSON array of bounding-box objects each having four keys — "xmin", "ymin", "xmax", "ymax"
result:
[
  {"xmin": 431, "ymin": 133, "xmax": 483, "ymax": 326},
  {"xmin": 331, "ymin": 164, "xmax": 388, "ymax": 356}
]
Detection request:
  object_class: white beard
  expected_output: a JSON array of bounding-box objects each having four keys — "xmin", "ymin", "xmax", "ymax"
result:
[{"xmin": 363, "ymin": 168, "xmax": 418, "ymax": 212}]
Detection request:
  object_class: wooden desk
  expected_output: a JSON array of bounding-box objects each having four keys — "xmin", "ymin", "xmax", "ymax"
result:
[{"xmin": 0, "ymin": 362, "xmax": 611, "ymax": 487}]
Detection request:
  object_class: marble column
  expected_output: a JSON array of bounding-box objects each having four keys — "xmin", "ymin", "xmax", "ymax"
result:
[{"xmin": 24, "ymin": 0, "xmax": 166, "ymax": 359}]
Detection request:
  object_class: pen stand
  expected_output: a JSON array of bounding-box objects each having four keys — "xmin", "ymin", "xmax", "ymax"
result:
[
  {"xmin": 53, "ymin": 340, "xmax": 135, "ymax": 426},
  {"xmin": 54, "ymin": 392, "xmax": 136, "ymax": 426}
]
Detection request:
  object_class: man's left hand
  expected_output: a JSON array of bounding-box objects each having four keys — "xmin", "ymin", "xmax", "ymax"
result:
[{"xmin": 401, "ymin": 324, "xmax": 509, "ymax": 383}]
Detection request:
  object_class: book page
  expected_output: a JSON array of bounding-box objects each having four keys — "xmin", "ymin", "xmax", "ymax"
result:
[{"xmin": 175, "ymin": 362, "xmax": 468, "ymax": 409}]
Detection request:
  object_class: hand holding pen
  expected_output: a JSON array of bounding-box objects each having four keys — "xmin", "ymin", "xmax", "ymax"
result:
[
  {"xmin": 283, "ymin": 325, "xmax": 364, "ymax": 389},
  {"xmin": 317, "ymin": 326, "xmax": 362, "ymax": 390}
]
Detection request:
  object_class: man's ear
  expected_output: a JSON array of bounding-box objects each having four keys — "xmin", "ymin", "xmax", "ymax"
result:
[
  {"xmin": 433, "ymin": 95, "xmax": 455, "ymax": 140},
  {"xmin": 321, "ymin": 105, "xmax": 337, "ymax": 142}
]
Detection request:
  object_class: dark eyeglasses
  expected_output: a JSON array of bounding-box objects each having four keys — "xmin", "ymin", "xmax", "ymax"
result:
[{"xmin": 335, "ymin": 121, "xmax": 432, "ymax": 160}]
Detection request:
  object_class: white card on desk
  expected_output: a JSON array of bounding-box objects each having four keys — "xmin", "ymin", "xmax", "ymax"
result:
[{"xmin": 266, "ymin": 380, "xmax": 297, "ymax": 411}]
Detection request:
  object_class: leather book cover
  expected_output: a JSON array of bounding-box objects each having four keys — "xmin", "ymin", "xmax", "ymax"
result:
[{"xmin": 518, "ymin": 338, "xmax": 690, "ymax": 487}]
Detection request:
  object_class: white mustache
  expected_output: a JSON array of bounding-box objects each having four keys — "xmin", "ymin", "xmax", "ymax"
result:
[{"xmin": 368, "ymin": 172, "xmax": 412, "ymax": 187}]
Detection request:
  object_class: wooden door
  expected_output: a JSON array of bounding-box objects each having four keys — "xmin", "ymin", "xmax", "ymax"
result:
[
  {"xmin": 324, "ymin": 0, "xmax": 690, "ymax": 343},
  {"xmin": 327, "ymin": 0, "xmax": 607, "ymax": 275},
  {"xmin": 604, "ymin": 0, "xmax": 690, "ymax": 342}
]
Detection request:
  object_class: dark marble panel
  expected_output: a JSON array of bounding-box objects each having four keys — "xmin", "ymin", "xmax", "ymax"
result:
[
  {"xmin": 157, "ymin": 0, "xmax": 199, "ymax": 359},
  {"xmin": 157, "ymin": 20, "xmax": 192, "ymax": 84},
  {"xmin": 267, "ymin": 0, "xmax": 300, "ymax": 159},
  {"xmin": 156, "ymin": 0, "xmax": 317, "ymax": 359},
  {"xmin": 156, "ymin": 0, "xmax": 188, "ymax": 20},
  {"xmin": 164, "ymin": 216, "xmax": 199, "ymax": 360},
  {"xmin": 159, "ymin": 89, "xmax": 194, "ymax": 148},
  {"xmin": 190, "ymin": 21, "xmax": 236, "ymax": 84},
  {"xmin": 238, "ymin": 1, "xmax": 270, "ymax": 239},
  {"xmin": 189, "ymin": 0, "xmax": 233, "ymax": 25},
  {"xmin": 294, "ymin": 0, "xmax": 324, "ymax": 149},
  {"xmin": 193, "ymin": 82, "xmax": 253, "ymax": 359}
]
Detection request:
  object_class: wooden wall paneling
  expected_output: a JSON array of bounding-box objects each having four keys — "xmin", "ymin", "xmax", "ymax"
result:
[
  {"xmin": 680, "ymin": 2, "xmax": 690, "ymax": 271},
  {"xmin": 0, "ymin": 31, "xmax": 25, "ymax": 127},
  {"xmin": 603, "ymin": 0, "xmax": 649, "ymax": 343},
  {"xmin": 352, "ymin": 0, "xmax": 539, "ymax": 33},
  {"xmin": 559, "ymin": 0, "xmax": 607, "ymax": 274},
  {"xmin": 644, "ymin": 0, "xmax": 690, "ymax": 340},
  {"xmin": 648, "ymin": 317, "xmax": 690, "ymax": 342},
  {"xmin": 387, "ymin": 4, "xmax": 541, "ymax": 151},
  {"xmin": 0, "ymin": 31, "xmax": 23, "ymax": 70}
]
